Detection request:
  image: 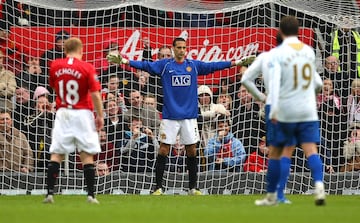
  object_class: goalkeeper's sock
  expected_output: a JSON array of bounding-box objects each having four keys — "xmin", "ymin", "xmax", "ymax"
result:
[
  {"xmin": 266, "ymin": 159, "xmax": 281, "ymax": 193},
  {"xmin": 187, "ymin": 156, "xmax": 198, "ymax": 189},
  {"xmin": 83, "ymin": 164, "xmax": 96, "ymax": 198},
  {"xmin": 307, "ymin": 154, "xmax": 324, "ymax": 183},
  {"xmin": 155, "ymin": 154, "xmax": 167, "ymax": 189},
  {"xmin": 277, "ymin": 157, "xmax": 291, "ymax": 199},
  {"xmin": 46, "ymin": 161, "xmax": 60, "ymax": 195}
]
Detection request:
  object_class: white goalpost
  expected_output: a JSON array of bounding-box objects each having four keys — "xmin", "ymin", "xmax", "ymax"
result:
[{"xmin": 1, "ymin": 0, "xmax": 360, "ymax": 195}]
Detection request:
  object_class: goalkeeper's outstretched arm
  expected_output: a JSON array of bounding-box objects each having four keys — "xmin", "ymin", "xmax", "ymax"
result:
[
  {"xmin": 107, "ymin": 53, "xmax": 256, "ymax": 67},
  {"xmin": 107, "ymin": 54, "xmax": 129, "ymax": 65},
  {"xmin": 232, "ymin": 55, "xmax": 256, "ymax": 67}
]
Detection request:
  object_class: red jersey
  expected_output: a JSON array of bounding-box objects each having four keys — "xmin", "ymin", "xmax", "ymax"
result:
[
  {"xmin": 243, "ymin": 151, "xmax": 268, "ymax": 172},
  {"xmin": 49, "ymin": 57, "xmax": 101, "ymax": 110}
]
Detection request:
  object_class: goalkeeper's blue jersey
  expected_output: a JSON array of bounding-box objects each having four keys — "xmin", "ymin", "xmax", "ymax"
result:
[{"xmin": 130, "ymin": 59, "xmax": 231, "ymax": 120}]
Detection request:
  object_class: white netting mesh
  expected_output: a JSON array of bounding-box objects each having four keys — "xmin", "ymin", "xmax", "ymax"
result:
[{"xmin": 0, "ymin": 0, "xmax": 360, "ymax": 195}]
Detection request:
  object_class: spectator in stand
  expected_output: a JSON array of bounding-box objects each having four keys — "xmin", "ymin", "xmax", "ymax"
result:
[
  {"xmin": 317, "ymin": 79, "xmax": 343, "ymax": 170},
  {"xmin": 116, "ymin": 116, "xmax": 158, "ymax": 173},
  {"xmin": 103, "ymin": 99, "xmax": 124, "ymax": 143},
  {"xmin": 103, "ymin": 74, "xmax": 121, "ymax": 96},
  {"xmin": 347, "ymin": 79, "xmax": 360, "ymax": 126},
  {"xmin": 0, "ymin": 108, "xmax": 33, "ymax": 173},
  {"xmin": 234, "ymin": 66, "xmax": 248, "ymax": 104},
  {"xmin": 322, "ymin": 55, "xmax": 351, "ymax": 102},
  {"xmin": 95, "ymin": 128, "xmax": 117, "ymax": 171},
  {"xmin": 95, "ymin": 161, "xmax": 110, "ymax": 177},
  {"xmin": 232, "ymin": 85, "xmax": 264, "ymax": 154},
  {"xmin": 340, "ymin": 124, "xmax": 360, "ymax": 172},
  {"xmin": 143, "ymin": 93, "xmax": 161, "ymax": 119},
  {"xmin": 325, "ymin": 21, "xmax": 360, "ymax": 81},
  {"xmin": 23, "ymin": 86, "xmax": 55, "ymax": 172},
  {"xmin": 204, "ymin": 115, "xmax": 246, "ymax": 172},
  {"xmin": 142, "ymin": 37, "xmax": 153, "ymax": 61},
  {"xmin": 141, "ymin": 45, "xmax": 171, "ymax": 112},
  {"xmin": 131, "ymin": 69, "xmax": 158, "ymax": 100},
  {"xmin": 0, "ymin": 50, "xmax": 16, "ymax": 111},
  {"xmin": 216, "ymin": 93, "xmax": 233, "ymax": 113},
  {"xmin": 124, "ymin": 89, "xmax": 161, "ymax": 135},
  {"xmin": 243, "ymin": 136, "xmax": 268, "ymax": 172},
  {"xmin": 102, "ymin": 74, "xmax": 127, "ymax": 113},
  {"xmin": 317, "ymin": 79, "xmax": 341, "ymax": 111},
  {"xmin": 214, "ymin": 77, "xmax": 235, "ymax": 103},
  {"xmin": 12, "ymin": 86, "xmax": 32, "ymax": 131},
  {"xmin": 157, "ymin": 46, "xmax": 172, "ymax": 60},
  {"xmin": 39, "ymin": 30, "xmax": 70, "ymax": 78},
  {"xmin": 0, "ymin": 28, "xmax": 27, "ymax": 75},
  {"xmin": 17, "ymin": 56, "xmax": 44, "ymax": 97},
  {"xmin": 143, "ymin": 93, "xmax": 157, "ymax": 110},
  {"xmin": 322, "ymin": 57, "xmax": 349, "ymax": 151},
  {"xmin": 197, "ymin": 85, "xmax": 229, "ymax": 149}
]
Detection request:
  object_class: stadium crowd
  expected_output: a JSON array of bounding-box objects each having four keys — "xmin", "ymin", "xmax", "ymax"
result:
[{"xmin": 0, "ymin": 0, "xmax": 360, "ymax": 175}]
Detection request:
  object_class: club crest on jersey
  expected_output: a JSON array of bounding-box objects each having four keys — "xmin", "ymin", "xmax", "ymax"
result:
[
  {"xmin": 160, "ymin": 133, "xmax": 166, "ymax": 140},
  {"xmin": 122, "ymin": 79, "xmax": 129, "ymax": 85},
  {"xmin": 172, "ymin": 75, "xmax": 191, "ymax": 86},
  {"xmin": 186, "ymin": 66, "xmax": 192, "ymax": 72}
]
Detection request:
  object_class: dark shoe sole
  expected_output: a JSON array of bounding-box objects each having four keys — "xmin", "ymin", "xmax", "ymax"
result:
[{"xmin": 315, "ymin": 199, "xmax": 326, "ymax": 206}]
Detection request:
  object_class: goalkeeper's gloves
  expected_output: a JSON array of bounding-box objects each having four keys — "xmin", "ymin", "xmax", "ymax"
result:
[
  {"xmin": 235, "ymin": 55, "xmax": 256, "ymax": 66},
  {"xmin": 106, "ymin": 54, "xmax": 129, "ymax": 65}
]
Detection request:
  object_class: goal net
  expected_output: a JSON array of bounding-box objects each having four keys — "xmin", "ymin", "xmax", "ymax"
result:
[{"xmin": 1, "ymin": 0, "xmax": 360, "ymax": 195}]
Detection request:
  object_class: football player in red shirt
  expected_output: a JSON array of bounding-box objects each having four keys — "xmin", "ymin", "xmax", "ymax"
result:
[{"xmin": 43, "ymin": 37, "xmax": 104, "ymax": 204}]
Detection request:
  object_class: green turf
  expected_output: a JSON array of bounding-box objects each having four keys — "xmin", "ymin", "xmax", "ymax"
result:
[{"xmin": 0, "ymin": 195, "xmax": 359, "ymax": 223}]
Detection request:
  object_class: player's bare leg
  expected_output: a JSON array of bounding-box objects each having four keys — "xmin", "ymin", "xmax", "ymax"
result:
[
  {"xmin": 80, "ymin": 152, "xmax": 99, "ymax": 204},
  {"xmin": 153, "ymin": 143, "xmax": 170, "ymax": 195},
  {"xmin": 302, "ymin": 143, "xmax": 326, "ymax": 206},
  {"xmin": 43, "ymin": 153, "xmax": 64, "ymax": 204}
]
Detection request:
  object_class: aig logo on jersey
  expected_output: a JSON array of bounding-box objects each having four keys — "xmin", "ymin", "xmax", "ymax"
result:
[{"xmin": 172, "ymin": 75, "xmax": 191, "ymax": 86}]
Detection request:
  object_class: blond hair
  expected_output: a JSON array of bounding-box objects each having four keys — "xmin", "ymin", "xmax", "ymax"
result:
[
  {"xmin": 64, "ymin": 37, "xmax": 83, "ymax": 55},
  {"xmin": 216, "ymin": 93, "xmax": 233, "ymax": 110},
  {"xmin": 351, "ymin": 79, "xmax": 360, "ymax": 95}
]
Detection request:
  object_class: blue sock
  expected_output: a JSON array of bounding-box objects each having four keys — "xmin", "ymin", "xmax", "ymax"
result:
[
  {"xmin": 307, "ymin": 154, "xmax": 324, "ymax": 183},
  {"xmin": 277, "ymin": 157, "xmax": 291, "ymax": 199},
  {"xmin": 266, "ymin": 159, "xmax": 281, "ymax": 193}
]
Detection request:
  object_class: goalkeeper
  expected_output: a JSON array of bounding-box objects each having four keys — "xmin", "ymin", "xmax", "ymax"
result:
[{"xmin": 108, "ymin": 37, "xmax": 255, "ymax": 195}]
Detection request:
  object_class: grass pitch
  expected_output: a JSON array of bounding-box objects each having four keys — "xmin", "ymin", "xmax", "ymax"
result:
[{"xmin": 0, "ymin": 195, "xmax": 359, "ymax": 223}]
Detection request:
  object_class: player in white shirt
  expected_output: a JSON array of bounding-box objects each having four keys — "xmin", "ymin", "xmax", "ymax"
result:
[
  {"xmin": 253, "ymin": 16, "xmax": 326, "ymax": 206},
  {"xmin": 242, "ymin": 33, "xmax": 323, "ymax": 205},
  {"xmin": 242, "ymin": 33, "xmax": 294, "ymax": 204}
]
